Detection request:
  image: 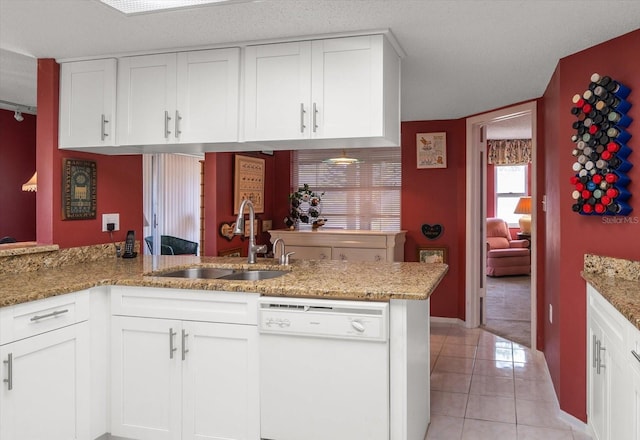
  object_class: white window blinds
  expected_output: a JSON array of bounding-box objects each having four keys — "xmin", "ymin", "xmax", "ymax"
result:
[{"xmin": 292, "ymin": 148, "xmax": 401, "ymax": 230}]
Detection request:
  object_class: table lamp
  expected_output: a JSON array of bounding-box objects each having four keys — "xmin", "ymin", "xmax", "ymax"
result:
[{"xmin": 514, "ymin": 196, "xmax": 532, "ymax": 234}]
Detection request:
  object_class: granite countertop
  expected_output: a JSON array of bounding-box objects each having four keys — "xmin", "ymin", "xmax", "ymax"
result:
[
  {"xmin": 0, "ymin": 242, "xmax": 59, "ymax": 257},
  {"xmin": 0, "ymin": 255, "xmax": 449, "ymax": 308},
  {"xmin": 582, "ymin": 254, "xmax": 640, "ymax": 331}
]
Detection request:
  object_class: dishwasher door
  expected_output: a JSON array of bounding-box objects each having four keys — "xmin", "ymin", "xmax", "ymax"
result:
[{"xmin": 258, "ymin": 298, "xmax": 389, "ymax": 440}]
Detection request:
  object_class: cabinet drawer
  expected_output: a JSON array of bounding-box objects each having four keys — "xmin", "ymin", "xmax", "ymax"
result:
[
  {"xmin": 287, "ymin": 245, "xmax": 331, "ymax": 260},
  {"xmin": 110, "ymin": 286, "xmax": 258, "ymax": 324},
  {"xmin": 0, "ymin": 291, "xmax": 90, "ymax": 345},
  {"xmin": 333, "ymin": 247, "xmax": 386, "ymax": 262}
]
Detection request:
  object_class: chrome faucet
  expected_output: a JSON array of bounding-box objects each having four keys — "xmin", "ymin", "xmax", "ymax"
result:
[
  {"xmin": 234, "ymin": 199, "xmax": 267, "ymax": 264},
  {"xmin": 273, "ymin": 238, "xmax": 295, "ymax": 265}
]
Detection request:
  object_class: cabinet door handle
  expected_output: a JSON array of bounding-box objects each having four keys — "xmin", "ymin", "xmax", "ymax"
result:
[
  {"xmin": 169, "ymin": 328, "xmax": 177, "ymax": 359},
  {"xmin": 632, "ymin": 350, "xmax": 640, "ymax": 364},
  {"xmin": 300, "ymin": 103, "xmax": 306, "ymax": 133},
  {"xmin": 164, "ymin": 110, "xmax": 172, "ymax": 138},
  {"xmin": 181, "ymin": 329, "xmax": 189, "ymax": 361},
  {"xmin": 175, "ymin": 110, "xmax": 182, "ymax": 139},
  {"xmin": 3, "ymin": 353, "xmax": 12, "ymax": 391},
  {"xmin": 101, "ymin": 114, "xmax": 109, "ymax": 141},
  {"xmin": 596, "ymin": 340, "xmax": 606, "ymax": 375},
  {"xmin": 30, "ymin": 309, "xmax": 69, "ymax": 322},
  {"xmin": 312, "ymin": 102, "xmax": 318, "ymax": 133},
  {"xmin": 592, "ymin": 335, "xmax": 597, "ymax": 369}
]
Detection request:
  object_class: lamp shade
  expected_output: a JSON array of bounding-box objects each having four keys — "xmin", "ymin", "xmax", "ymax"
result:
[
  {"xmin": 21, "ymin": 171, "xmax": 37, "ymax": 192},
  {"xmin": 514, "ymin": 196, "xmax": 532, "ymax": 215},
  {"xmin": 323, "ymin": 150, "xmax": 360, "ymax": 165}
]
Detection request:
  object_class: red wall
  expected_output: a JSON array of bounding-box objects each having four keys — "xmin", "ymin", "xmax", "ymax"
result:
[
  {"xmin": 401, "ymin": 120, "xmax": 467, "ymax": 319},
  {"xmin": 543, "ymin": 29, "xmax": 640, "ymax": 421},
  {"xmin": 203, "ymin": 150, "xmax": 291, "ymax": 257},
  {"xmin": 0, "ymin": 109, "xmax": 37, "ymax": 241},
  {"xmin": 36, "ymin": 59, "xmax": 143, "ymax": 248}
]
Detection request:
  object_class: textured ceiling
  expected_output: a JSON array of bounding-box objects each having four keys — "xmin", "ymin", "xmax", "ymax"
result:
[{"xmin": 1, "ymin": 0, "xmax": 639, "ymax": 125}]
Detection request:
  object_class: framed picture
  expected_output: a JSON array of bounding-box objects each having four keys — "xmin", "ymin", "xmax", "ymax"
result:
[
  {"xmin": 418, "ymin": 246, "xmax": 448, "ymax": 264},
  {"xmin": 416, "ymin": 132, "xmax": 447, "ymax": 169},
  {"xmin": 62, "ymin": 158, "xmax": 97, "ymax": 220},
  {"xmin": 218, "ymin": 247, "xmax": 241, "ymax": 257},
  {"xmin": 234, "ymin": 155, "xmax": 265, "ymax": 214}
]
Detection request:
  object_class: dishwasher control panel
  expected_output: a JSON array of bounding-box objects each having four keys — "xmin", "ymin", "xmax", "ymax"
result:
[{"xmin": 258, "ymin": 297, "xmax": 388, "ymax": 341}]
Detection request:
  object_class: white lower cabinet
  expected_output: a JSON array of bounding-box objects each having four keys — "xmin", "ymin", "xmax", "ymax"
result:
[
  {"xmin": 0, "ymin": 318, "xmax": 90, "ymax": 440},
  {"xmin": 110, "ymin": 287, "xmax": 259, "ymax": 440},
  {"xmin": 587, "ymin": 283, "xmax": 634, "ymax": 440}
]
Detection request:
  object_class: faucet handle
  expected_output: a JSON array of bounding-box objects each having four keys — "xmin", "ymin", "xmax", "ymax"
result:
[
  {"xmin": 283, "ymin": 251, "xmax": 295, "ymax": 265},
  {"xmin": 255, "ymin": 244, "xmax": 268, "ymax": 254}
]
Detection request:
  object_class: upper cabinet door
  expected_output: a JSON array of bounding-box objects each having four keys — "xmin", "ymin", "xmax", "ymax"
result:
[
  {"xmin": 311, "ymin": 35, "xmax": 385, "ymax": 140},
  {"xmin": 117, "ymin": 53, "xmax": 178, "ymax": 145},
  {"xmin": 59, "ymin": 58, "xmax": 117, "ymax": 148},
  {"xmin": 243, "ymin": 41, "xmax": 312, "ymax": 141},
  {"xmin": 176, "ymin": 48, "xmax": 240, "ymax": 144}
]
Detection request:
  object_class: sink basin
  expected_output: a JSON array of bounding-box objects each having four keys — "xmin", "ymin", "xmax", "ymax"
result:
[
  {"xmin": 158, "ymin": 267, "xmax": 287, "ymax": 281},
  {"xmin": 218, "ymin": 270, "xmax": 288, "ymax": 281},
  {"xmin": 160, "ymin": 267, "xmax": 236, "ymax": 279}
]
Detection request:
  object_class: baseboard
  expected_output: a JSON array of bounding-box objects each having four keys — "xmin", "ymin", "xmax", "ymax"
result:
[
  {"xmin": 430, "ymin": 316, "xmax": 465, "ymax": 326},
  {"xmin": 94, "ymin": 434, "xmax": 133, "ymax": 440},
  {"xmin": 558, "ymin": 408, "xmax": 591, "ymax": 435}
]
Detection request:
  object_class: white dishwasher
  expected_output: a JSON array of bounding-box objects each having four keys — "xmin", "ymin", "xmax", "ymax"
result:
[{"xmin": 258, "ymin": 297, "xmax": 389, "ymax": 440}]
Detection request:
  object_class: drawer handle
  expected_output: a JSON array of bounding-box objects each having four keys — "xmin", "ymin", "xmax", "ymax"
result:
[
  {"xmin": 30, "ymin": 309, "xmax": 69, "ymax": 322},
  {"xmin": 632, "ymin": 350, "xmax": 640, "ymax": 364},
  {"xmin": 300, "ymin": 103, "xmax": 306, "ymax": 133},
  {"xmin": 3, "ymin": 353, "xmax": 12, "ymax": 391}
]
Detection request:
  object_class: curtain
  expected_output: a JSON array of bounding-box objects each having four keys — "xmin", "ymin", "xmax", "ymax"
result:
[{"xmin": 487, "ymin": 139, "xmax": 532, "ymax": 165}]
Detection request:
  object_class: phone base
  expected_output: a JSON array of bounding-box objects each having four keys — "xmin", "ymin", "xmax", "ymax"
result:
[{"xmin": 122, "ymin": 252, "xmax": 138, "ymax": 259}]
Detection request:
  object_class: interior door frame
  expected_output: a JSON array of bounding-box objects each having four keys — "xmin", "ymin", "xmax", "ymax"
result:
[{"xmin": 465, "ymin": 101, "xmax": 538, "ymax": 351}]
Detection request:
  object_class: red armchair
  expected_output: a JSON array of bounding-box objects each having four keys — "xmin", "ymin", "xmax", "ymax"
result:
[{"xmin": 486, "ymin": 218, "xmax": 530, "ymax": 277}]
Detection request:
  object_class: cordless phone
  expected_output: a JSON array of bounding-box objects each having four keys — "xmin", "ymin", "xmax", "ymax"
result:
[{"xmin": 122, "ymin": 230, "xmax": 137, "ymax": 258}]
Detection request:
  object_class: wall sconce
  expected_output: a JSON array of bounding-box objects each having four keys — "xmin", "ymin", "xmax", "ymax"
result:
[
  {"xmin": 22, "ymin": 171, "xmax": 37, "ymax": 192},
  {"xmin": 514, "ymin": 196, "xmax": 532, "ymax": 234}
]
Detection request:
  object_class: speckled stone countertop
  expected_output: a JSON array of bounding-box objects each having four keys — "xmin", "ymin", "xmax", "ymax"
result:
[
  {"xmin": 0, "ymin": 255, "xmax": 449, "ymax": 308},
  {"xmin": 0, "ymin": 242, "xmax": 59, "ymax": 257},
  {"xmin": 582, "ymin": 254, "xmax": 640, "ymax": 330}
]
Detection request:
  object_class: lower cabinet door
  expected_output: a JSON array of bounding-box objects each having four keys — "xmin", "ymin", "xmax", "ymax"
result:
[
  {"xmin": 0, "ymin": 322, "xmax": 90, "ymax": 440},
  {"xmin": 588, "ymin": 319, "xmax": 607, "ymax": 440},
  {"xmin": 182, "ymin": 321, "xmax": 259, "ymax": 440},
  {"xmin": 631, "ymin": 360, "xmax": 640, "ymax": 440},
  {"xmin": 111, "ymin": 316, "xmax": 182, "ymax": 440}
]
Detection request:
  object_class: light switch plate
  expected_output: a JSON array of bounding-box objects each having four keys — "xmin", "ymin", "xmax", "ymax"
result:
[{"xmin": 102, "ymin": 213, "xmax": 120, "ymax": 232}]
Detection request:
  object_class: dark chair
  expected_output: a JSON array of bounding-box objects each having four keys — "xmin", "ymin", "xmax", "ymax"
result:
[
  {"xmin": 144, "ymin": 235, "xmax": 199, "ymax": 255},
  {"xmin": 0, "ymin": 236, "xmax": 17, "ymax": 244}
]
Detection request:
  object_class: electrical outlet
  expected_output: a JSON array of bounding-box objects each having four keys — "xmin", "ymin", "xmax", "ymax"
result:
[
  {"xmin": 549, "ymin": 304, "xmax": 553, "ymax": 324},
  {"xmin": 102, "ymin": 213, "xmax": 120, "ymax": 232}
]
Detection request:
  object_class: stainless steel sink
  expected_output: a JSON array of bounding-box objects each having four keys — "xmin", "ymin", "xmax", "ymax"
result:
[
  {"xmin": 158, "ymin": 267, "xmax": 287, "ymax": 281},
  {"xmin": 218, "ymin": 270, "xmax": 288, "ymax": 281},
  {"xmin": 159, "ymin": 267, "xmax": 236, "ymax": 279}
]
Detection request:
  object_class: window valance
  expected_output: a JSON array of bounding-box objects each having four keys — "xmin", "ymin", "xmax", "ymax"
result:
[{"xmin": 487, "ymin": 139, "xmax": 532, "ymax": 165}]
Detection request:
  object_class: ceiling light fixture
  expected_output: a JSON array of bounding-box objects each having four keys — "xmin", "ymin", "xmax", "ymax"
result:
[
  {"xmin": 323, "ymin": 150, "xmax": 360, "ymax": 165},
  {"xmin": 98, "ymin": 0, "xmax": 250, "ymax": 15}
]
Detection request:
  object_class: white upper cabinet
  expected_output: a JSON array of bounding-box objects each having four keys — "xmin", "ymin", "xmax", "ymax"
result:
[
  {"xmin": 59, "ymin": 58, "xmax": 117, "ymax": 148},
  {"xmin": 244, "ymin": 34, "xmax": 400, "ymax": 148},
  {"xmin": 176, "ymin": 49, "xmax": 239, "ymax": 143},
  {"xmin": 117, "ymin": 53, "xmax": 178, "ymax": 145},
  {"xmin": 117, "ymin": 48, "xmax": 239, "ymax": 146},
  {"xmin": 243, "ymin": 41, "xmax": 312, "ymax": 141}
]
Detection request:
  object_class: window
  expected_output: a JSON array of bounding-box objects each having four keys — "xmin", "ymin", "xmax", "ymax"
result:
[
  {"xmin": 495, "ymin": 165, "xmax": 528, "ymax": 227},
  {"xmin": 292, "ymin": 148, "xmax": 401, "ymax": 230}
]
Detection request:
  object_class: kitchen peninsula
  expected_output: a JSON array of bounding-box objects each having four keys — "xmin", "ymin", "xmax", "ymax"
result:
[{"xmin": 0, "ymin": 251, "xmax": 447, "ymax": 440}]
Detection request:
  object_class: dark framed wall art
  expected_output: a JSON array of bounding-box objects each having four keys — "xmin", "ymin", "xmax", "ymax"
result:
[{"xmin": 62, "ymin": 158, "xmax": 97, "ymax": 220}]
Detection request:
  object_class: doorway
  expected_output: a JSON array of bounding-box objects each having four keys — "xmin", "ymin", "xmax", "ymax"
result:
[{"xmin": 465, "ymin": 102, "xmax": 537, "ymax": 350}]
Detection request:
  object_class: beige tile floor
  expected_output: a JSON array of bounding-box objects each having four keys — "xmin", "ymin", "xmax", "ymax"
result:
[{"xmin": 426, "ymin": 322, "xmax": 592, "ymax": 440}]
